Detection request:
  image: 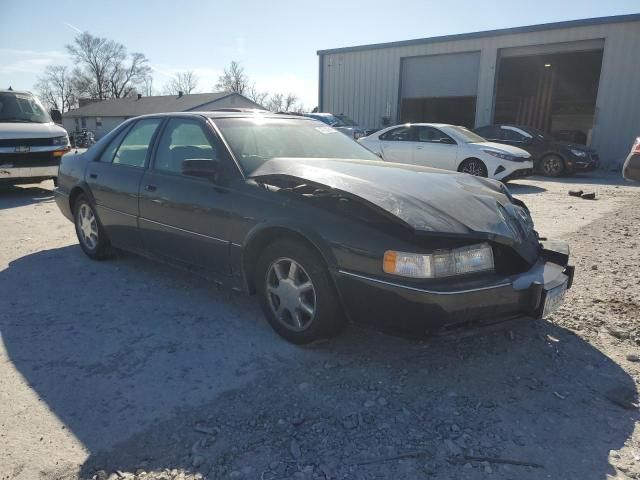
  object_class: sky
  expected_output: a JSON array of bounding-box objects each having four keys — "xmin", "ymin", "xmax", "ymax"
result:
[{"xmin": 1, "ymin": 0, "xmax": 638, "ymax": 109}]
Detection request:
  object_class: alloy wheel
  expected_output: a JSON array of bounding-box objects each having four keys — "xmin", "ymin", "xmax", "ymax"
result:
[
  {"xmin": 265, "ymin": 257, "xmax": 317, "ymax": 332},
  {"xmin": 461, "ymin": 160, "xmax": 487, "ymax": 177},
  {"xmin": 543, "ymin": 156, "xmax": 563, "ymax": 176},
  {"xmin": 77, "ymin": 203, "xmax": 99, "ymax": 250}
]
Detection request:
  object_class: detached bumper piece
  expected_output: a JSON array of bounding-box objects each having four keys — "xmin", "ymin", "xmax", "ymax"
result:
[
  {"xmin": 335, "ymin": 240, "xmax": 573, "ymax": 335},
  {"xmin": 501, "ymin": 168, "xmax": 534, "ymax": 182}
]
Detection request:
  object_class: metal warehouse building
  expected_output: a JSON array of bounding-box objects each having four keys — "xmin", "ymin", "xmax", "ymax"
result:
[{"xmin": 317, "ymin": 14, "xmax": 640, "ymax": 167}]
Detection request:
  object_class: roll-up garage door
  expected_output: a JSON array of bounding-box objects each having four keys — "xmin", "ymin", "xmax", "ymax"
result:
[
  {"xmin": 400, "ymin": 52, "xmax": 480, "ymax": 127},
  {"xmin": 401, "ymin": 52, "xmax": 481, "ymax": 99}
]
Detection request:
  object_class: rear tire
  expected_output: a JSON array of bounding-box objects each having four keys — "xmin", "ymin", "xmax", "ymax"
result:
[
  {"xmin": 458, "ymin": 158, "xmax": 488, "ymax": 177},
  {"xmin": 540, "ymin": 154, "xmax": 565, "ymax": 177},
  {"xmin": 73, "ymin": 195, "xmax": 111, "ymax": 259},
  {"xmin": 255, "ymin": 239, "xmax": 345, "ymax": 344}
]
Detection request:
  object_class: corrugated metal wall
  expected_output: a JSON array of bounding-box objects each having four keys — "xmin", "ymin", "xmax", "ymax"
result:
[{"xmin": 319, "ymin": 19, "xmax": 640, "ymax": 166}]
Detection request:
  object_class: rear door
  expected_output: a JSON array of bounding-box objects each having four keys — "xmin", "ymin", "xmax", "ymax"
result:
[
  {"xmin": 138, "ymin": 116, "xmax": 236, "ymax": 275},
  {"xmin": 86, "ymin": 118, "xmax": 162, "ymax": 249},
  {"xmin": 378, "ymin": 126, "xmax": 418, "ymax": 164},
  {"xmin": 413, "ymin": 126, "xmax": 459, "ymax": 170}
]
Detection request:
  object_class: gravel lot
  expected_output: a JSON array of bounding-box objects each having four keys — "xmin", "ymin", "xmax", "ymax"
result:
[{"xmin": 1, "ymin": 173, "xmax": 639, "ymax": 480}]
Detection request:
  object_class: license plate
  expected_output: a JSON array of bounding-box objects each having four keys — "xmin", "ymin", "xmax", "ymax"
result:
[
  {"xmin": 542, "ymin": 280, "xmax": 568, "ymax": 317},
  {"xmin": 15, "ymin": 146, "xmax": 30, "ymax": 153}
]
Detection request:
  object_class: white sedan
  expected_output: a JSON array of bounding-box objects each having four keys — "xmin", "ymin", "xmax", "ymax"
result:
[{"xmin": 358, "ymin": 123, "xmax": 533, "ymax": 181}]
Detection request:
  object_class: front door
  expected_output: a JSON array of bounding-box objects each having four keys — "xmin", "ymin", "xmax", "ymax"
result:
[
  {"xmin": 138, "ymin": 117, "xmax": 235, "ymax": 275},
  {"xmin": 413, "ymin": 126, "xmax": 459, "ymax": 171},
  {"xmin": 86, "ymin": 118, "xmax": 162, "ymax": 249}
]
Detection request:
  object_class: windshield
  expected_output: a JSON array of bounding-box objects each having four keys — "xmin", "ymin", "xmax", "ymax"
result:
[
  {"xmin": 444, "ymin": 125, "xmax": 487, "ymax": 143},
  {"xmin": 0, "ymin": 92, "xmax": 52, "ymax": 123},
  {"xmin": 307, "ymin": 114, "xmax": 345, "ymax": 128},
  {"xmin": 336, "ymin": 114, "xmax": 358, "ymax": 127},
  {"xmin": 213, "ymin": 117, "xmax": 380, "ymax": 175},
  {"xmin": 522, "ymin": 126, "xmax": 551, "ymax": 141}
]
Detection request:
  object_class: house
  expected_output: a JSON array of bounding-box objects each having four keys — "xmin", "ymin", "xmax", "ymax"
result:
[{"xmin": 62, "ymin": 91, "xmax": 264, "ymax": 139}]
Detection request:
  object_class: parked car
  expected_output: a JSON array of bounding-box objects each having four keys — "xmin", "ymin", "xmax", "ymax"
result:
[
  {"xmin": 0, "ymin": 89, "xmax": 70, "ymax": 186},
  {"xmin": 622, "ymin": 136, "xmax": 640, "ymax": 181},
  {"xmin": 473, "ymin": 124, "xmax": 600, "ymax": 177},
  {"xmin": 54, "ymin": 112, "xmax": 573, "ymax": 344},
  {"xmin": 302, "ymin": 113, "xmax": 368, "ymax": 140},
  {"xmin": 358, "ymin": 123, "xmax": 533, "ymax": 182}
]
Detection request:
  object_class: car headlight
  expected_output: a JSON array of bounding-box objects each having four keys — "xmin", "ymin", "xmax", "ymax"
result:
[
  {"xmin": 52, "ymin": 135, "xmax": 70, "ymax": 147},
  {"xmin": 570, "ymin": 148, "xmax": 587, "ymax": 157},
  {"xmin": 383, "ymin": 243, "xmax": 494, "ymax": 279},
  {"xmin": 483, "ymin": 150, "xmax": 515, "ymax": 161}
]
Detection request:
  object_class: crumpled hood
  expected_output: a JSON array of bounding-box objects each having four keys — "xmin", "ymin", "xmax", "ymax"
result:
[
  {"xmin": 250, "ymin": 158, "xmax": 537, "ymax": 253},
  {"xmin": 0, "ymin": 122, "xmax": 67, "ymax": 139}
]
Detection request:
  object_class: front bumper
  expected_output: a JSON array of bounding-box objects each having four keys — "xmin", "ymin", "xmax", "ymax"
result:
[
  {"xmin": 0, "ymin": 148, "xmax": 67, "ymax": 181},
  {"xmin": 493, "ymin": 160, "xmax": 534, "ymax": 182},
  {"xmin": 0, "ymin": 165, "xmax": 58, "ymax": 180},
  {"xmin": 501, "ymin": 168, "xmax": 534, "ymax": 182},
  {"xmin": 334, "ymin": 240, "xmax": 573, "ymax": 334}
]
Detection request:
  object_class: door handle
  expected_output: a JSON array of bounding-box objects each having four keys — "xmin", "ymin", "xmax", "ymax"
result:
[
  {"xmin": 416, "ymin": 146, "xmax": 424, "ymax": 150},
  {"xmin": 89, "ymin": 173, "xmax": 97, "ymax": 179},
  {"xmin": 145, "ymin": 184, "xmax": 157, "ymax": 192}
]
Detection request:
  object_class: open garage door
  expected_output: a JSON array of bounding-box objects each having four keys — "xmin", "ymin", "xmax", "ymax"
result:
[
  {"xmin": 399, "ymin": 52, "xmax": 480, "ymax": 127},
  {"xmin": 494, "ymin": 41, "xmax": 604, "ymax": 145}
]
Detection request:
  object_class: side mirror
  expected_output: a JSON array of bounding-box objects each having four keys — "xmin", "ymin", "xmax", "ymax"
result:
[
  {"xmin": 440, "ymin": 137, "xmax": 456, "ymax": 145},
  {"xmin": 50, "ymin": 109, "xmax": 62, "ymax": 124},
  {"xmin": 182, "ymin": 158, "xmax": 220, "ymax": 180}
]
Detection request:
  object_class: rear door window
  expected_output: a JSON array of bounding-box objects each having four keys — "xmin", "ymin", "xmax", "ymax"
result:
[
  {"xmin": 112, "ymin": 119, "xmax": 161, "ymax": 168},
  {"xmin": 379, "ymin": 126, "xmax": 417, "ymax": 142},
  {"xmin": 99, "ymin": 126, "xmax": 131, "ymax": 163}
]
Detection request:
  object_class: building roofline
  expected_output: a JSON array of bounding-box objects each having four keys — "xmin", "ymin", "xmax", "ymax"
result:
[
  {"xmin": 184, "ymin": 91, "xmax": 236, "ymax": 111},
  {"xmin": 317, "ymin": 13, "xmax": 640, "ymax": 55}
]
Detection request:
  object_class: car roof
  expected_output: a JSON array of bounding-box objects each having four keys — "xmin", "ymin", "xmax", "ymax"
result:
[
  {"xmin": 121, "ymin": 111, "xmax": 315, "ymax": 121},
  {"xmin": 387, "ymin": 123, "xmax": 454, "ymax": 128}
]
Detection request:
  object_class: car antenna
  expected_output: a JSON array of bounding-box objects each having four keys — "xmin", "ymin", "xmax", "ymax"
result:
[{"xmin": 8, "ymin": 86, "xmax": 12, "ymax": 91}]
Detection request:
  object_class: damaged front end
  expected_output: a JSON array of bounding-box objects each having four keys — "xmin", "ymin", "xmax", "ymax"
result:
[{"xmin": 249, "ymin": 158, "xmax": 573, "ymax": 334}]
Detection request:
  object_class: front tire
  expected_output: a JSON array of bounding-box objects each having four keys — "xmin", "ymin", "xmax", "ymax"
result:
[
  {"xmin": 255, "ymin": 239, "xmax": 345, "ymax": 344},
  {"xmin": 458, "ymin": 158, "xmax": 488, "ymax": 177},
  {"xmin": 540, "ymin": 154, "xmax": 565, "ymax": 177},
  {"xmin": 73, "ymin": 195, "xmax": 110, "ymax": 259}
]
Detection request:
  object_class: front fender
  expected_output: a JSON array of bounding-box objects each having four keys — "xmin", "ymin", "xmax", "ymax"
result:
[{"xmin": 238, "ymin": 220, "xmax": 340, "ymax": 294}]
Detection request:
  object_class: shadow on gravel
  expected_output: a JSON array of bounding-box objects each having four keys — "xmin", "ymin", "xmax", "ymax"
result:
[
  {"xmin": 504, "ymin": 183, "xmax": 547, "ymax": 195},
  {"xmin": 1, "ymin": 246, "xmax": 637, "ymax": 480},
  {"xmin": 0, "ymin": 183, "xmax": 54, "ymax": 209},
  {"xmin": 527, "ymin": 172, "xmax": 638, "ymax": 187}
]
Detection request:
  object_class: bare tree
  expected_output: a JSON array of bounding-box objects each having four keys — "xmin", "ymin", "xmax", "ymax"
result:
[
  {"xmin": 163, "ymin": 71, "xmax": 199, "ymax": 95},
  {"xmin": 283, "ymin": 93, "xmax": 298, "ymax": 112},
  {"xmin": 142, "ymin": 75, "xmax": 155, "ymax": 96},
  {"xmin": 36, "ymin": 65, "xmax": 76, "ymax": 112},
  {"xmin": 109, "ymin": 52, "xmax": 151, "ymax": 98},
  {"xmin": 246, "ymin": 82, "xmax": 268, "ymax": 106},
  {"xmin": 265, "ymin": 92, "xmax": 303, "ymax": 112},
  {"xmin": 66, "ymin": 31, "xmax": 151, "ymax": 100},
  {"xmin": 215, "ymin": 60, "xmax": 248, "ymax": 94},
  {"xmin": 265, "ymin": 93, "xmax": 284, "ymax": 112}
]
